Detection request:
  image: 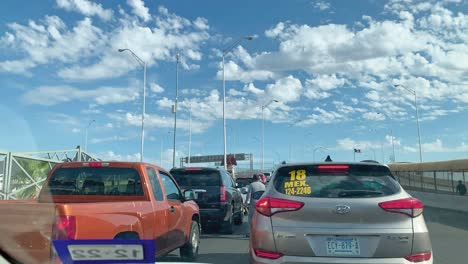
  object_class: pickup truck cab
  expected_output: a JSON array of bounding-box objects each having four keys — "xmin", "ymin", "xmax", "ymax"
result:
[{"xmin": 0, "ymin": 161, "xmax": 200, "ymax": 264}]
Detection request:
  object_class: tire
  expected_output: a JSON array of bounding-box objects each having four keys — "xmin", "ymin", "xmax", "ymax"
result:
[
  {"xmin": 234, "ymin": 209, "xmax": 243, "ymax": 225},
  {"xmin": 180, "ymin": 221, "xmax": 200, "ymax": 262}
]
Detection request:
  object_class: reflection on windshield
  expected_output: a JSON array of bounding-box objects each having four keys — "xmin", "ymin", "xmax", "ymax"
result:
[{"xmin": 1, "ymin": 0, "xmax": 468, "ymax": 263}]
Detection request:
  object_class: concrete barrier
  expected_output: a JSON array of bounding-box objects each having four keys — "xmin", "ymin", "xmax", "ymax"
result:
[{"xmin": 408, "ymin": 190, "xmax": 468, "ymax": 213}]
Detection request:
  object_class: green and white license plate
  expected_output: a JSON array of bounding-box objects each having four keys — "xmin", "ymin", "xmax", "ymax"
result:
[
  {"xmin": 67, "ymin": 244, "xmax": 144, "ymax": 261},
  {"xmin": 326, "ymin": 237, "xmax": 360, "ymax": 256}
]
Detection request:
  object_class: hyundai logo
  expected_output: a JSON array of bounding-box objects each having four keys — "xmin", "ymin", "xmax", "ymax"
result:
[{"xmin": 335, "ymin": 205, "xmax": 351, "ymax": 214}]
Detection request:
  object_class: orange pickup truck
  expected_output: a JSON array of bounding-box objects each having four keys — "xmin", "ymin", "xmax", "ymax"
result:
[{"xmin": 0, "ymin": 161, "xmax": 200, "ymax": 264}]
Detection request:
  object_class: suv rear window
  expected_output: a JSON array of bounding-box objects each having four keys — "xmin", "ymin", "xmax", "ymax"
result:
[
  {"xmin": 45, "ymin": 167, "xmax": 143, "ymax": 196},
  {"xmin": 274, "ymin": 164, "xmax": 400, "ymax": 198},
  {"xmin": 171, "ymin": 170, "xmax": 221, "ymax": 187},
  {"xmin": 236, "ymin": 178, "xmax": 253, "ymax": 188}
]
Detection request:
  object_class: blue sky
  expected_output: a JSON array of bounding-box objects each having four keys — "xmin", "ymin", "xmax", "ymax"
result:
[{"xmin": 1, "ymin": 0, "xmax": 468, "ymax": 169}]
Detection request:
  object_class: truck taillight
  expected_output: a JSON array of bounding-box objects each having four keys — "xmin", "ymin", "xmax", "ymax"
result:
[
  {"xmin": 220, "ymin": 186, "xmax": 226, "ymax": 202},
  {"xmin": 52, "ymin": 216, "xmax": 76, "ymax": 240},
  {"xmin": 255, "ymin": 197, "xmax": 304, "ymax": 217},
  {"xmin": 379, "ymin": 198, "xmax": 424, "ymax": 218}
]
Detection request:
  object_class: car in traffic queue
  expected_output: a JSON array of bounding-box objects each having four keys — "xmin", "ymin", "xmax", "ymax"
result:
[
  {"xmin": 170, "ymin": 167, "xmax": 244, "ymax": 234},
  {"xmin": 0, "ymin": 161, "xmax": 201, "ymax": 264},
  {"xmin": 249, "ymin": 162, "xmax": 432, "ymax": 264}
]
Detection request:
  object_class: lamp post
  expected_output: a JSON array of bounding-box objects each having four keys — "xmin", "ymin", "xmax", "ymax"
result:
[
  {"xmin": 395, "ymin": 84, "xmax": 423, "ymax": 163},
  {"xmin": 118, "ymin": 48, "xmax": 146, "ymax": 162},
  {"xmin": 188, "ymin": 103, "xmax": 192, "ymax": 166},
  {"xmin": 221, "ymin": 36, "xmax": 254, "ymax": 169},
  {"xmin": 313, "ymin": 146, "xmax": 328, "ymax": 162},
  {"xmin": 172, "ymin": 53, "xmax": 180, "ymax": 168},
  {"xmin": 84, "ymin": 119, "xmax": 95, "ymax": 152},
  {"xmin": 261, "ymin": 99, "xmax": 279, "ymax": 171}
]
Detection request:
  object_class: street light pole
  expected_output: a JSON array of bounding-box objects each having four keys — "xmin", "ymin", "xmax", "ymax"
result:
[
  {"xmin": 188, "ymin": 103, "xmax": 192, "ymax": 166},
  {"xmin": 84, "ymin": 120, "xmax": 95, "ymax": 152},
  {"xmin": 313, "ymin": 146, "xmax": 328, "ymax": 162},
  {"xmin": 221, "ymin": 36, "xmax": 253, "ymax": 170},
  {"xmin": 172, "ymin": 54, "xmax": 180, "ymax": 168},
  {"xmin": 261, "ymin": 99, "xmax": 279, "ymax": 171},
  {"xmin": 395, "ymin": 84, "xmax": 423, "ymax": 163},
  {"xmin": 118, "ymin": 48, "xmax": 146, "ymax": 162},
  {"xmin": 391, "ymin": 129, "xmax": 396, "ymax": 163}
]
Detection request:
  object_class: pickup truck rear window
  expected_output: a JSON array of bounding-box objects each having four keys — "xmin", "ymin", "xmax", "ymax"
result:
[
  {"xmin": 274, "ymin": 164, "xmax": 400, "ymax": 198},
  {"xmin": 171, "ymin": 170, "xmax": 221, "ymax": 187},
  {"xmin": 45, "ymin": 167, "xmax": 144, "ymax": 196}
]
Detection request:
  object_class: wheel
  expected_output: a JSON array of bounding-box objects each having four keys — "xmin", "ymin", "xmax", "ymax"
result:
[
  {"xmin": 234, "ymin": 209, "xmax": 243, "ymax": 225},
  {"xmin": 180, "ymin": 221, "xmax": 200, "ymax": 261}
]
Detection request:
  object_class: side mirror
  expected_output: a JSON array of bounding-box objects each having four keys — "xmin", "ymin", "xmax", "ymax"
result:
[
  {"xmin": 235, "ymin": 182, "xmax": 239, "ymax": 187},
  {"xmin": 183, "ymin": 190, "xmax": 196, "ymax": 201}
]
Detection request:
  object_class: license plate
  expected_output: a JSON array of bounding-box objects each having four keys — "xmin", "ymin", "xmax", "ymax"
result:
[
  {"xmin": 326, "ymin": 237, "xmax": 360, "ymax": 256},
  {"xmin": 67, "ymin": 244, "xmax": 144, "ymax": 261}
]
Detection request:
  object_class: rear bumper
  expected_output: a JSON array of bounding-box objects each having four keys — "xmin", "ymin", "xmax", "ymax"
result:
[
  {"xmin": 199, "ymin": 205, "xmax": 229, "ymax": 225},
  {"xmin": 249, "ymin": 251, "xmax": 433, "ymax": 264}
]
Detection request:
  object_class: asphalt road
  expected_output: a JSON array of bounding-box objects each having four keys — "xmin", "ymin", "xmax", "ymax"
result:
[{"xmin": 160, "ymin": 207, "xmax": 468, "ymax": 264}]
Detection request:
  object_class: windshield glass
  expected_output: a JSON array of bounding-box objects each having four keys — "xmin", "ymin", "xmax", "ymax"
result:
[
  {"xmin": 1, "ymin": 0, "xmax": 467, "ymax": 263},
  {"xmin": 274, "ymin": 164, "xmax": 400, "ymax": 198}
]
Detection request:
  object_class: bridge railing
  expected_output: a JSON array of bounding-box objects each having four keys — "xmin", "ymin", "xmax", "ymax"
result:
[
  {"xmin": 393, "ymin": 170, "xmax": 466, "ymax": 195},
  {"xmin": 0, "ymin": 147, "xmax": 98, "ymax": 200}
]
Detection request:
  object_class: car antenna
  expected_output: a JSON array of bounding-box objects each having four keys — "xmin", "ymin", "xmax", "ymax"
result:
[{"xmin": 325, "ymin": 155, "xmax": 332, "ymax": 162}]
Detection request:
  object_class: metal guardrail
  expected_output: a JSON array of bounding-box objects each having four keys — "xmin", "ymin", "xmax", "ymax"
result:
[{"xmin": 0, "ymin": 147, "xmax": 98, "ymax": 200}]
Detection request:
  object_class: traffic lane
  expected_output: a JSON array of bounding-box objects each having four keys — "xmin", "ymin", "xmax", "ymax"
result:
[
  {"xmin": 158, "ymin": 222, "xmax": 250, "ymax": 264},
  {"xmin": 159, "ymin": 206, "xmax": 468, "ymax": 264},
  {"xmin": 424, "ymin": 207, "xmax": 468, "ymax": 264}
]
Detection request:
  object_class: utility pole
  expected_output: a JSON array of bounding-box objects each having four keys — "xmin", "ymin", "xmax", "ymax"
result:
[{"xmin": 172, "ymin": 54, "xmax": 180, "ymax": 168}]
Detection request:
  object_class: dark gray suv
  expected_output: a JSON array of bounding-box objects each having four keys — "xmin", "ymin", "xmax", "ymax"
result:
[
  {"xmin": 249, "ymin": 162, "xmax": 432, "ymax": 264},
  {"xmin": 171, "ymin": 167, "xmax": 244, "ymax": 234}
]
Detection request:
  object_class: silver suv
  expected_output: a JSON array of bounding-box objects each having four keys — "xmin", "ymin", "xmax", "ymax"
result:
[{"xmin": 249, "ymin": 162, "xmax": 432, "ymax": 264}]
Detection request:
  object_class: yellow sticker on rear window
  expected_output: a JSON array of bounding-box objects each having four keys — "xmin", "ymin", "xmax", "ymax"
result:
[{"xmin": 284, "ymin": 169, "xmax": 311, "ymax": 195}]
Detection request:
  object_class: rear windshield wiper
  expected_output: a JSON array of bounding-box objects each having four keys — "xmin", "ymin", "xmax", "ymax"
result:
[{"xmin": 337, "ymin": 190, "xmax": 384, "ymax": 197}]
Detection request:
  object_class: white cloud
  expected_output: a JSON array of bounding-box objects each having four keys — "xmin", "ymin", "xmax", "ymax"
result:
[
  {"xmin": 98, "ymin": 151, "xmax": 141, "ymax": 161},
  {"xmin": 108, "ymin": 112, "xmax": 211, "ymax": 134},
  {"xmin": 217, "ymin": 60, "xmax": 276, "ymax": 83},
  {"xmin": 313, "ymin": 1, "xmax": 331, "ymax": 11},
  {"xmin": 22, "ymin": 85, "xmax": 139, "ymax": 106},
  {"xmin": 266, "ymin": 75, "xmax": 303, "ymax": 102},
  {"xmin": 57, "ymin": 7, "xmax": 209, "ymax": 80},
  {"xmin": 422, "ymin": 139, "xmax": 468, "ymax": 153},
  {"xmin": 72, "ymin": 128, "xmax": 81, "ymax": 133},
  {"xmin": 56, "ymin": 0, "xmax": 113, "ymax": 21},
  {"xmin": 126, "ymin": 0, "xmax": 151, "ymax": 22},
  {"xmin": 336, "ymin": 138, "xmax": 373, "ymax": 151},
  {"xmin": 48, "ymin": 113, "xmax": 80, "ymax": 126},
  {"xmin": 90, "ymin": 135, "xmax": 134, "ymax": 144},
  {"xmin": 0, "ymin": 17, "xmax": 105, "ymax": 74},
  {"xmin": 362, "ymin": 112, "xmax": 385, "ymax": 121},
  {"xmin": 299, "ymin": 107, "xmax": 346, "ymax": 126},
  {"xmin": 150, "ymin": 83, "xmax": 165, "ymax": 93}
]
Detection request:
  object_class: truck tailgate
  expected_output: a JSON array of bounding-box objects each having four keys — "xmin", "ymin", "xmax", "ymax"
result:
[{"xmin": 0, "ymin": 201, "xmax": 56, "ymax": 264}]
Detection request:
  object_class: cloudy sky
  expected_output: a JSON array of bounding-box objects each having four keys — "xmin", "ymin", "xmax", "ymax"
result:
[{"xmin": 1, "ymin": 0, "xmax": 468, "ymax": 169}]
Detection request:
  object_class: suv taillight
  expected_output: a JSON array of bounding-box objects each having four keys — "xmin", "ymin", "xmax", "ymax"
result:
[
  {"xmin": 255, "ymin": 197, "xmax": 304, "ymax": 217},
  {"xmin": 378, "ymin": 198, "xmax": 423, "ymax": 218},
  {"xmin": 405, "ymin": 252, "xmax": 431, "ymax": 262},
  {"xmin": 220, "ymin": 186, "xmax": 226, "ymax": 202},
  {"xmin": 52, "ymin": 216, "xmax": 76, "ymax": 240}
]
